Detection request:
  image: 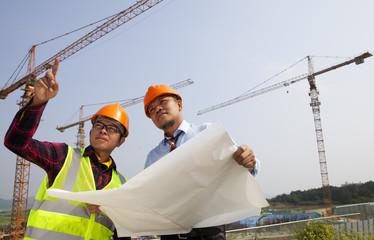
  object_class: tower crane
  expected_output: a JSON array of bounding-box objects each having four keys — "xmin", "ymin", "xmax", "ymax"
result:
[
  {"xmin": 1, "ymin": 1, "xmax": 165, "ymax": 239},
  {"xmin": 57, "ymin": 78, "xmax": 194, "ymax": 147},
  {"xmin": 197, "ymin": 52, "xmax": 372, "ymax": 216}
]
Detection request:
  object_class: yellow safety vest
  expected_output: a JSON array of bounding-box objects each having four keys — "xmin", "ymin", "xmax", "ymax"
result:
[{"xmin": 24, "ymin": 147, "xmax": 126, "ymax": 240}]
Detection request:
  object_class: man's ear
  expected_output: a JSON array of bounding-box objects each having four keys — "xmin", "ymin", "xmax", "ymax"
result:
[
  {"xmin": 117, "ymin": 136, "xmax": 126, "ymax": 147},
  {"xmin": 177, "ymin": 99, "xmax": 183, "ymax": 111}
]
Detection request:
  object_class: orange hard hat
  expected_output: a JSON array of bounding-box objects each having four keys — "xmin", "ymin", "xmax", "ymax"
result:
[
  {"xmin": 91, "ymin": 103, "xmax": 129, "ymax": 138},
  {"xmin": 144, "ymin": 85, "xmax": 181, "ymax": 117}
]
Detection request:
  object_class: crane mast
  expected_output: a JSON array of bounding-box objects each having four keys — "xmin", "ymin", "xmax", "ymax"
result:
[
  {"xmin": 307, "ymin": 56, "xmax": 332, "ymax": 216},
  {"xmin": 8, "ymin": 47, "xmax": 36, "ymax": 240},
  {"xmin": 76, "ymin": 106, "xmax": 86, "ymax": 148},
  {"xmin": 197, "ymin": 52, "xmax": 372, "ymax": 215}
]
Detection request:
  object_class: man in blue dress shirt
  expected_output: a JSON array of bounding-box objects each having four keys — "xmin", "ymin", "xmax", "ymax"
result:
[{"xmin": 143, "ymin": 84, "xmax": 260, "ymax": 240}]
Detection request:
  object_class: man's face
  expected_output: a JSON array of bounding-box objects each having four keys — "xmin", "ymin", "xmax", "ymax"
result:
[
  {"xmin": 148, "ymin": 95, "xmax": 183, "ymax": 131},
  {"xmin": 90, "ymin": 119, "xmax": 125, "ymax": 153}
]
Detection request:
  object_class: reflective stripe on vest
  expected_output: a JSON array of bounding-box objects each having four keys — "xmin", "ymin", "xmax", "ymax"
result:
[{"xmin": 25, "ymin": 147, "xmax": 126, "ymax": 240}]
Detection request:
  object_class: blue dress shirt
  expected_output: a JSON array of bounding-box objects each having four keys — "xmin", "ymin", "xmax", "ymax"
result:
[{"xmin": 145, "ymin": 120, "xmax": 260, "ymax": 176}]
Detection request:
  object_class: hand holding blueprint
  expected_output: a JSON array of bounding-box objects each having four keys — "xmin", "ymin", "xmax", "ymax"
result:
[{"xmin": 47, "ymin": 122, "xmax": 269, "ymax": 237}]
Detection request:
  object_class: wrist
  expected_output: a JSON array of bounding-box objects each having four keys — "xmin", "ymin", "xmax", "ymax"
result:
[{"xmin": 29, "ymin": 96, "xmax": 46, "ymax": 106}]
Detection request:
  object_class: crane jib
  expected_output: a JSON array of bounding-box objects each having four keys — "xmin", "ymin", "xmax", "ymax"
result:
[{"xmin": 0, "ymin": 0, "xmax": 165, "ymax": 100}]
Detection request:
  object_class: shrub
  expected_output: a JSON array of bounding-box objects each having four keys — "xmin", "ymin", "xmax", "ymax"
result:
[{"xmin": 293, "ymin": 221, "xmax": 337, "ymax": 240}]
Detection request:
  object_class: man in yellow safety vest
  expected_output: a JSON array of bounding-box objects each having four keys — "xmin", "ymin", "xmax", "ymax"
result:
[{"xmin": 4, "ymin": 58, "xmax": 130, "ymax": 240}]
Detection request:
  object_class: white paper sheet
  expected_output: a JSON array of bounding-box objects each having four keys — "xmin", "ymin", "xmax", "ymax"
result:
[{"xmin": 47, "ymin": 122, "xmax": 269, "ymax": 237}]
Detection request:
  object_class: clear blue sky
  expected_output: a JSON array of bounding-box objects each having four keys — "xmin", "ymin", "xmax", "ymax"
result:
[{"xmin": 1, "ymin": 0, "xmax": 373, "ymax": 200}]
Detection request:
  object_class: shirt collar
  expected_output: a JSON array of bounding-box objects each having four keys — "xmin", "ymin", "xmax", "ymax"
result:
[
  {"xmin": 163, "ymin": 120, "xmax": 189, "ymax": 144},
  {"xmin": 84, "ymin": 145, "xmax": 116, "ymax": 169},
  {"xmin": 95, "ymin": 153, "xmax": 113, "ymax": 168}
]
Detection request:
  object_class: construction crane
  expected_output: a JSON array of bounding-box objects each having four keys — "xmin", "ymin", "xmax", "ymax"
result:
[
  {"xmin": 57, "ymin": 78, "xmax": 194, "ymax": 147},
  {"xmin": 198, "ymin": 52, "xmax": 372, "ymax": 216},
  {"xmin": 1, "ymin": 1, "xmax": 165, "ymax": 239},
  {"xmin": 6, "ymin": 46, "xmax": 36, "ymax": 240}
]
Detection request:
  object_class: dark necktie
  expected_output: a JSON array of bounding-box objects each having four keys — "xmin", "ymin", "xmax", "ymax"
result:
[{"xmin": 169, "ymin": 131, "xmax": 182, "ymax": 152}]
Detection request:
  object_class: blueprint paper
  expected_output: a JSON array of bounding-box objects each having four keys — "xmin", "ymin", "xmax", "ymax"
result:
[{"xmin": 47, "ymin": 122, "xmax": 269, "ymax": 237}]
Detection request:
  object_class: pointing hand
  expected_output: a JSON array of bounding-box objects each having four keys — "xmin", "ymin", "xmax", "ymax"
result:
[{"xmin": 31, "ymin": 58, "xmax": 59, "ymax": 106}]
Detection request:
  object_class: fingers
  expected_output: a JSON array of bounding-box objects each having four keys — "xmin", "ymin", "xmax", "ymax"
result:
[
  {"xmin": 35, "ymin": 58, "xmax": 59, "ymax": 86},
  {"xmin": 52, "ymin": 57, "xmax": 59, "ymax": 77},
  {"xmin": 35, "ymin": 76, "xmax": 49, "ymax": 89},
  {"xmin": 37, "ymin": 73, "xmax": 58, "ymax": 95},
  {"xmin": 233, "ymin": 145, "xmax": 256, "ymax": 171},
  {"xmin": 46, "ymin": 71, "xmax": 58, "ymax": 89},
  {"xmin": 86, "ymin": 203, "xmax": 101, "ymax": 214},
  {"xmin": 30, "ymin": 58, "xmax": 59, "ymax": 106},
  {"xmin": 233, "ymin": 145, "xmax": 247, "ymax": 159}
]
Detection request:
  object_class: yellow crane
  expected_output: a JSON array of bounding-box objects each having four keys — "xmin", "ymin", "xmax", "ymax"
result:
[
  {"xmin": 57, "ymin": 78, "xmax": 194, "ymax": 148},
  {"xmin": 198, "ymin": 52, "xmax": 372, "ymax": 216},
  {"xmin": 1, "ymin": 1, "xmax": 165, "ymax": 239}
]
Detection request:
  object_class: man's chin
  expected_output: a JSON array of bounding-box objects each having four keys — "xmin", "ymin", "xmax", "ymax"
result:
[{"xmin": 161, "ymin": 120, "xmax": 174, "ymax": 130}]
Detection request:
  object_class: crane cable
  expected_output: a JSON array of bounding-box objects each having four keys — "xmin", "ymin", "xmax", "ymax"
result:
[
  {"xmin": 2, "ymin": 12, "xmax": 121, "ymax": 90},
  {"xmin": 3, "ymin": 0, "xmax": 177, "ymax": 91},
  {"xmin": 61, "ymin": 97, "xmax": 136, "ymax": 126},
  {"xmin": 69, "ymin": 0, "xmax": 176, "ymax": 61},
  {"xmin": 83, "ymin": 98, "xmax": 136, "ymax": 107},
  {"xmin": 237, "ymin": 55, "xmax": 352, "ymax": 98},
  {"xmin": 2, "ymin": 50, "xmax": 31, "ymax": 90},
  {"xmin": 34, "ymin": 13, "xmax": 120, "ymax": 47},
  {"xmin": 35, "ymin": 0, "xmax": 176, "ymax": 47},
  {"xmin": 238, "ymin": 56, "xmax": 307, "ymax": 98}
]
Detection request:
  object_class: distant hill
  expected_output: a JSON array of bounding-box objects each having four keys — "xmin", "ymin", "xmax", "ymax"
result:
[
  {"xmin": 0, "ymin": 197, "xmax": 35, "ymax": 209},
  {"xmin": 268, "ymin": 180, "xmax": 374, "ymax": 206},
  {"xmin": 2, "ymin": 182, "xmax": 373, "ymax": 210},
  {"xmin": 0, "ymin": 198, "xmax": 11, "ymax": 209}
]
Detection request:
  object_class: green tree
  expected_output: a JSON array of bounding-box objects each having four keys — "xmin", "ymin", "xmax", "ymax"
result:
[{"xmin": 293, "ymin": 221, "xmax": 337, "ymax": 240}]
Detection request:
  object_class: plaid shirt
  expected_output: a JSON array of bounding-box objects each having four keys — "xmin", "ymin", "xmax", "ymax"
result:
[
  {"xmin": 4, "ymin": 102, "xmax": 119, "ymax": 188},
  {"xmin": 4, "ymin": 102, "xmax": 127, "ymax": 240}
]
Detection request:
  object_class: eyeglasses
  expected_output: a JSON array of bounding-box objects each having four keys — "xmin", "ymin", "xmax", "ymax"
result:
[{"xmin": 92, "ymin": 121, "xmax": 120, "ymax": 134}]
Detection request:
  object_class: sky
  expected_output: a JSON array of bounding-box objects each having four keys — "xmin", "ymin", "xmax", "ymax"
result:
[{"xmin": 0, "ymin": 0, "xmax": 373, "ymax": 201}]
